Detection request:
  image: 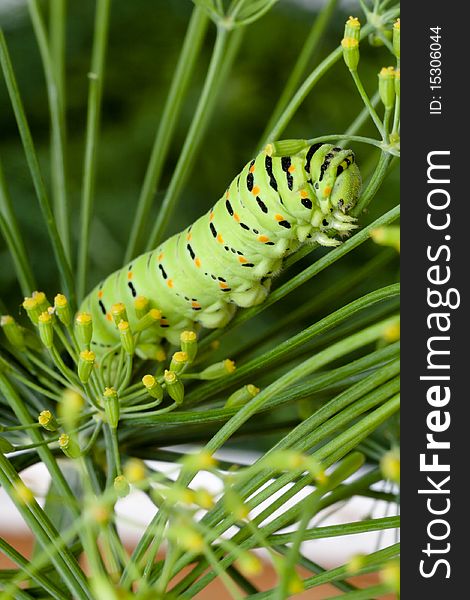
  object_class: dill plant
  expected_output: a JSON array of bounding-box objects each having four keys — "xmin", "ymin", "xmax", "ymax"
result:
[{"xmin": 0, "ymin": 1, "xmax": 400, "ymax": 598}]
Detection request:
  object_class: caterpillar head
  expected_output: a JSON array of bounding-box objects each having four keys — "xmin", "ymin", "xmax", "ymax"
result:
[{"xmin": 305, "ymin": 143, "xmax": 362, "ymax": 217}]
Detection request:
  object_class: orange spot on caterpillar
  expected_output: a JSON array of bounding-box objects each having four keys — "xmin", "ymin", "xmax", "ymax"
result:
[
  {"xmin": 226, "ymin": 189, "xmax": 230, "ymax": 199},
  {"xmin": 127, "ymin": 271, "xmax": 133, "ymax": 280},
  {"xmin": 98, "ymin": 290, "xmax": 103, "ymax": 299},
  {"xmin": 323, "ymin": 186, "xmax": 332, "ymax": 197},
  {"xmin": 167, "ymin": 279, "xmax": 174, "ymax": 288},
  {"xmin": 288, "ymin": 165, "xmax": 295, "ymax": 173},
  {"xmin": 186, "ymin": 232, "xmax": 192, "ymax": 241},
  {"xmin": 258, "ymin": 235, "xmax": 269, "ymax": 243},
  {"xmin": 191, "ymin": 301, "xmax": 201, "ymax": 309},
  {"xmin": 252, "ymin": 185, "xmax": 260, "ymax": 196},
  {"xmin": 209, "ymin": 211, "xmax": 214, "ymax": 221},
  {"xmin": 300, "ymin": 190, "xmax": 309, "ymax": 198},
  {"xmin": 195, "ymin": 258, "xmax": 201, "ymax": 268},
  {"xmin": 249, "ymin": 164, "xmax": 256, "ymax": 173},
  {"xmin": 158, "ymin": 253, "xmax": 164, "ymax": 261},
  {"xmin": 275, "ymin": 214, "xmax": 284, "ymax": 221},
  {"xmin": 217, "ymin": 233, "xmax": 224, "ymax": 244},
  {"xmin": 106, "ymin": 313, "xmax": 112, "ymax": 322},
  {"xmin": 233, "ymin": 213, "xmax": 240, "ymax": 222},
  {"xmin": 219, "ymin": 282, "xmax": 229, "ymax": 289},
  {"xmin": 238, "ymin": 256, "xmax": 248, "ymax": 264},
  {"xmin": 160, "ymin": 318, "xmax": 169, "ymax": 326}
]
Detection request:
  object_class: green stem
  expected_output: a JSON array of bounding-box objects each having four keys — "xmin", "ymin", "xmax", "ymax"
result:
[
  {"xmin": 146, "ymin": 26, "xmax": 244, "ymax": 249},
  {"xmin": 0, "ymin": 29, "xmax": 74, "ymax": 302},
  {"xmin": 124, "ymin": 6, "xmax": 209, "ymax": 262},
  {"xmin": 260, "ymin": 0, "xmax": 339, "ymax": 141},
  {"xmin": 190, "ymin": 283, "xmax": 398, "ymax": 402},
  {"xmin": 28, "ymin": 0, "xmax": 70, "ymax": 262},
  {"xmin": 0, "ymin": 160, "xmax": 36, "ymax": 295},
  {"xmin": 0, "ymin": 537, "xmax": 66, "ymax": 600},
  {"xmin": 77, "ymin": 0, "xmax": 111, "ymax": 301},
  {"xmin": 350, "ymin": 70, "xmax": 385, "ymax": 138},
  {"xmin": 0, "ymin": 454, "xmax": 92, "ymax": 600}
]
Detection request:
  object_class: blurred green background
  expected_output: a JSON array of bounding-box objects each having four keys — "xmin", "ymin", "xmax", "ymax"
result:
[{"xmin": 0, "ymin": 0, "xmax": 398, "ymax": 362}]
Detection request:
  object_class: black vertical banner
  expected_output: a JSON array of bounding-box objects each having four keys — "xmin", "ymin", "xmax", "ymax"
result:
[{"xmin": 402, "ymin": 2, "xmax": 468, "ymax": 597}]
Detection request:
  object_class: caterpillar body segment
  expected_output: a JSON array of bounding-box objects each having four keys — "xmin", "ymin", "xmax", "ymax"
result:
[{"xmin": 81, "ymin": 140, "xmax": 362, "ymax": 354}]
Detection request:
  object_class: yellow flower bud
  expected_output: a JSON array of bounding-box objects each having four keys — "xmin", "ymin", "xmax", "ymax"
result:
[
  {"xmin": 111, "ymin": 303, "xmax": 128, "ymax": 327},
  {"xmin": 103, "ymin": 387, "xmax": 120, "ymax": 429},
  {"xmin": 78, "ymin": 350, "xmax": 95, "ymax": 383},
  {"xmin": 225, "ymin": 384, "xmax": 260, "ymax": 408},
  {"xmin": 118, "ymin": 320, "xmax": 134, "ymax": 355},
  {"xmin": 170, "ymin": 351, "xmax": 188, "ymax": 374},
  {"xmin": 163, "ymin": 370, "xmax": 184, "ymax": 405},
  {"xmin": 142, "ymin": 374, "xmax": 163, "ymax": 402},
  {"xmin": 75, "ymin": 312, "xmax": 93, "ymax": 348},
  {"xmin": 54, "ymin": 293, "xmax": 72, "ymax": 326},
  {"xmin": 180, "ymin": 330, "xmax": 198, "ymax": 363},
  {"xmin": 134, "ymin": 308, "xmax": 161, "ymax": 333},
  {"xmin": 393, "ymin": 19, "xmax": 400, "ymax": 59},
  {"xmin": 378, "ymin": 66, "xmax": 396, "ymax": 111},
  {"xmin": 124, "ymin": 458, "xmax": 146, "ymax": 483},
  {"xmin": 199, "ymin": 359, "xmax": 236, "ymax": 380},
  {"xmin": 134, "ymin": 296, "xmax": 150, "ymax": 319},
  {"xmin": 38, "ymin": 311, "xmax": 54, "ymax": 348},
  {"xmin": 114, "ymin": 475, "xmax": 130, "ymax": 498},
  {"xmin": 22, "ymin": 296, "xmax": 41, "ymax": 325},
  {"xmin": 38, "ymin": 410, "xmax": 58, "ymax": 432},
  {"xmin": 59, "ymin": 433, "xmax": 81, "ymax": 458}
]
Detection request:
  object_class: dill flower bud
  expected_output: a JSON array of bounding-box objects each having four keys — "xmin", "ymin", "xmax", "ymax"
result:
[
  {"xmin": 103, "ymin": 387, "xmax": 120, "ymax": 429},
  {"xmin": 111, "ymin": 302, "xmax": 128, "ymax": 327},
  {"xmin": 236, "ymin": 552, "xmax": 262, "ymax": 577},
  {"xmin": 22, "ymin": 296, "xmax": 41, "ymax": 325},
  {"xmin": 142, "ymin": 374, "xmax": 163, "ymax": 402},
  {"xmin": 58, "ymin": 433, "xmax": 81, "ymax": 458},
  {"xmin": 78, "ymin": 350, "xmax": 95, "ymax": 383},
  {"xmin": 341, "ymin": 17, "xmax": 361, "ymax": 71},
  {"xmin": 38, "ymin": 410, "xmax": 58, "ymax": 432},
  {"xmin": 393, "ymin": 19, "xmax": 400, "ymax": 59},
  {"xmin": 38, "ymin": 311, "xmax": 54, "ymax": 348},
  {"xmin": 198, "ymin": 359, "xmax": 236, "ymax": 380},
  {"xmin": 182, "ymin": 450, "xmax": 217, "ymax": 471},
  {"xmin": 118, "ymin": 321, "xmax": 134, "ymax": 355},
  {"xmin": 114, "ymin": 475, "xmax": 130, "ymax": 498},
  {"xmin": 170, "ymin": 351, "xmax": 188, "ymax": 374},
  {"xmin": 225, "ymin": 384, "xmax": 260, "ymax": 408},
  {"xmin": 380, "ymin": 560, "xmax": 400, "ymax": 594},
  {"xmin": 32, "ymin": 291, "xmax": 50, "ymax": 313},
  {"xmin": 341, "ymin": 37, "xmax": 360, "ymax": 71},
  {"xmin": 370, "ymin": 225, "xmax": 400, "ymax": 252},
  {"xmin": 1, "ymin": 315, "xmax": 25, "ymax": 350},
  {"xmin": 134, "ymin": 296, "xmax": 150, "ymax": 319},
  {"xmin": 123, "ymin": 458, "xmax": 146, "ymax": 483},
  {"xmin": 378, "ymin": 66, "xmax": 396, "ymax": 111},
  {"xmin": 75, "ymin": 312, "xmax": 93, "ymax": 348},
  {"xmin": 347, "ymin": 553, "xmax": 366, "ymax": 574},
  {"xmin": 163, "ymin": 370, "xmax": 184, "ymax": 405},
  {"xmin": 58, "ymin": 389, "xmax": 85, "ymax": 429},
  {"xmin": 193, "ymin": 488, "xmax": 215, "ymax": 510},
  {"xmin": 180, "ymin": 330, "xmax": 198, "ymax": 363},
  {"xmin": 380, "ymin": 448, "xmax": 400, "ymax": 483},
  {"xmin": 54, "ymin": 293, "xmax": 72, "ymax": 326},
  {"xmin": 134, "ymin": 308, "xmax": 161, "ymax": 332},
  {"xmin": 344, "ymin": 15, "xmax": 361, "ymax": 40}
]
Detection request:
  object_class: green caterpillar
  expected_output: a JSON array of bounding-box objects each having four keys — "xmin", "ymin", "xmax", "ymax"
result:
[{"xmin": 81, "ymin": 139, "xmax": 361, "ymax": 356}]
